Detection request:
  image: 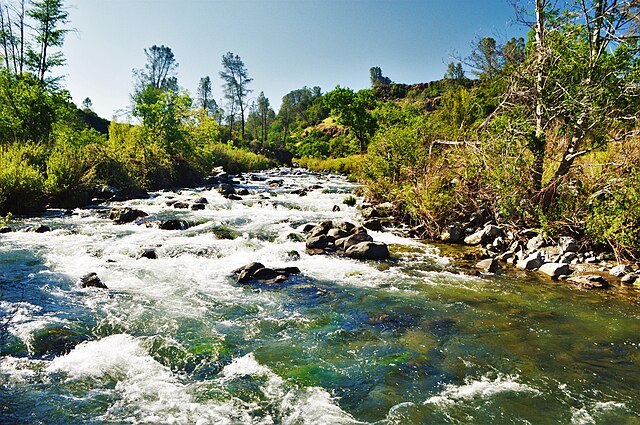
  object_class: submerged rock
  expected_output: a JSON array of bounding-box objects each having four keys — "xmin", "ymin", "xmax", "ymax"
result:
[
  {"xmin": 568, "ymin": 274, "xmax": 610, "ymax": 290},
  {"xmin": 80, "ymin": 272, "xmax": 107, "ymax": 289}
]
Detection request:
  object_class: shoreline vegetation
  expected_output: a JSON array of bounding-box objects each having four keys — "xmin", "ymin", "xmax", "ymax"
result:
[{"xmin": 1, "ymin": 1, "xmax": 639, "ymax": 281}]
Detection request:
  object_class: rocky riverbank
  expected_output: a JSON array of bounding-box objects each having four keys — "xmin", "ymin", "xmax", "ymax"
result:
[{"xmin": 359, "ymin": 201, "xmax": 640, "ymax": 292}]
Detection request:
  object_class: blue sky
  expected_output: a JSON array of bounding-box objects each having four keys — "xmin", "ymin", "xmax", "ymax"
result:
[{"xmin": 61, "ymin": 0, "xmax": 528, "ymax": 120}]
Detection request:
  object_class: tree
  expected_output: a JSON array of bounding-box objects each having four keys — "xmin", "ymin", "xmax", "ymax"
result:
[
  {"xmin": 81, "ymin": 97, "xmax": 92, "ymax": 110},
  {"xmin": 467, "ymin": 37, "xmax": 502, "ymax": 79},
  {"xmin": 256, "ymin": 91, "xmax": 272, "ymax": 143},
  {"xmin": 370, "ymin": 66, "xmax": 392, "ymax": 87},
  {"xmin": 444, "ymin": 61, "xmax": 466, "ymax": 81},
  {"xmin": 196, "ymin": 75, "xmax": 218, "ymax": 116},
  {"xmin": 489, "ymin": 0, "xmax": 640, "ymax": 209},
  {"xmin": 133, "ymin": 45, "xmax": 178, "ymax": 90},
  {"xmin": 324, "ymin": 86, "xmax": 377, "ymax": 153},
  {"xmin": 0, "ymin": 0, "xmax": 27, "ymax": 75},
  {"xmin": 26, "ymin": 0, "xmax": 69, "ymax": 82},
  {"xmin": 219, "ymin": 51, "xmax": 252, "ymax": 140}
]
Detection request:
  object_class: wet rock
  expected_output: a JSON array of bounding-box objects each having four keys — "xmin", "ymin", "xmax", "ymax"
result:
[
  {"xmin": 253, "ymin": 268, "xmax": 280, "ymax": 280},
  {"xmin": 308, "ymin": 221, "xmax": 334, "ymax": 238},
  {"xmin": 218, "ymin": 183, "xmax": 236, "ymax": 196},
  {"xmin": 440, "ymin": 224, "xmax": 464, "ymax": 244},
  {"xmin": 568, "ymin": 274, "xmax": 610, "ymax": 290},
  {"xmin": 345, "ymin": 241, "xmax": 390, "ymax": 260},
  {"xmin": 361, "ymin": 206, "xmax": 382, "ymax": 220},
  {"xmin": 26, "ymin": 225, "xmax": 51, "ymax": 233},
  {"xmin": 191, "ymin": 203, "xmax": 206, "ymax": 211},
  {"xmin": 165, "ymin": 199, "xmax": 177, "ymax": 206},
  {"xmin": 306, "ymin": 235, "xmax": 336, "ymax": 250},
  {"xmin": 332, "ymin": 205, "xmax": 341, "ymax": 212},
  {"xmin": 609, "ymin": 264, "xmax": 633, "ymax": 277},
  {"xmin": 538, "ymin": 263, "xmax": 571, "ymax": 279},
  {"xmin": 235, "ymin": 262, "xmax": 300, "ymax": 284},
  {"xmin": 464, "ymin": 224, "xmax": 502, "ymax": 246},
  {"xmin": 158, "ymin": 219, "xmax": 190, "ymax": 230},
  {"xmin": 173, "ymin": 202, "xmax": 189, "ymax": 209},
  {"xmin": 0, "ymin": 226, "xmax": 13, "ymax": 233},
  {"xmin": 335, "ymin": 231, "xmax": 373, "ymax": 250},
  {"xmin": 237, "ymin": 188, "xmax": 250, "ymax": 196},
  {"xmin": 287, "ymin": 233, "xmax": 305, "ymax": 242},
  {"xmin": 621, "ymin": 273, "xmax": 638, "ymax": 285},
  {"xmin": 138, "ymin": 248, "xmax": 157, "ymax": 260},
  {"xmin": 286, "ymin": 250, "xmax": 301, "ymax": 261},
  {"xmin": 497, "ymin": 251, "xmax": 514, "ymax": 262},
  {"xmin": 339, "ymin": 222, "xmax": 357, "ymax": 234},
  {"xmin": 272, "ymin": 267, "xmax": 301, "ymax": 276},
  {"xmin": 268, "ymin": 179, "xmax": 283, "ymax": 187},
  {"xmin": 558, "ymin": 236, "xmax": 579, "ymax": 253},
  {"xmin": 327, "ymin": 228, "xmax": 349, "ymax": 239},
  {"xmin": 80, "ymin": 272, "xmax": 107, "ymax": 289},
  {"xmin": 475, "ymin": 258, "xmax": 499, "ymax": 273},
  {"xmin": 227, "ymin": 194, "xmax": 243, "ymax": 201},
  {"xmin": 249, "ymin": 174, "xmax": 267, "ymax": 181},
  {"xmin": 560, "ymin": 252, "xmax": 577, "ymax": 264},
  {"xmin": 363, "ymin": 219, "xmax": 382, "ymax": 232},
  {"xmin": 109, "ymin": 208, "xmax": 147, "ymax": 224},
  {"xmin": 302, "ymin": 224, "xmax": 316, "ymax": 233}
]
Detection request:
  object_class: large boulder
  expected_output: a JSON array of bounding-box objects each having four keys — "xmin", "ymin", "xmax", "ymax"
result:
[
  {"xmin": 306, "ymin": 235, "xmax": 335, "ymax": 250},
  {"xmin": 527, "ymin": 235, "xmax": 546, "ymax": 252},
  {"xmin": 609, "ymin": 264, "xmax": 633, "ymax": 277},
  {"xmin": 109, "ymin": 207, "xmax": 147, "ymax": 224},
  {"xmin": 0, "ymin": 226, "xmax": 13, "ymax": 233},
  {"xmin": 345, "ymin": 241, "xmax": 390, "ymax": 260},
  {"xmin": 538, "ymin": 263, "xmax": 571, "ymax": 279},
  {"xmin": 441, "ymin": 224, "xmax": 464, "ymax": 244},
  {"xmin": 558, "ymin": 236, "xmax": 579, "ymax": 254},
  {"xmin": 235, "ymin": 262, "xmax": 300, "ymax": 284},
  {"xmin": 158, "ymin": 219, "xmax": 190, "ymax": 230},
  {"xmin": 621, "ymin": 273, "xmax": 639, "ymax": 285},
  {"xmin": 516, "ymin": 253, "xmax": 543, "ymax": 270},
  {"xmin": 308, "ymin": 221, "xmax": 334, "ymax": 238},
  {"xmin": 464, "ymin": 224, "xmax": 503, "ymax": 246},
  {"xmin": 476, "ymin": 258, "xmax": 499, "ymax": 273}
]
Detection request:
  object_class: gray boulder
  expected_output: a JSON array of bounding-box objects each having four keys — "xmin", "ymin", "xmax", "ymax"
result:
[
  {"xmin": 621, "ymin": 273, "xmax": 638, "ymax": 285},
  {"xmin": 527, "ymin": 235, "xmax": 545, "ymax": 252},
  {"xmin": 558, "ymin": 236, "xmax": 579, "ymax": 253},
  {"xmin": 306, "ymin": 235, "xmax": 335, "ymax": 250},
  {"xmin": 345, "ymin": 241, "xmax": 390, "ymax": 260},
  {"xmin": 538, "ymin": 263, "xmax": 571, "ymax": 279},
  {"xmin": 335, "ymin": 231, "xmax": 373, "ymax": 250},
  {"xmin": 194, "ymin": 197, "xmax": 208, "ymax": 204},
  {"xmin": 609, "ymin": 264, "xmax": 633, "ymax": 277},
  {"xmin": 109, "ymin": 208, "xmax": 147, "ymax": 224},
  {"xmin": 191, "ymin": 203, "xmax": 206, "ymax": 210},
  {"xmin": 516, "ymin": 253, "xmax": 543, "ymax": 270},
  {"xmin": 464, "ymin": 224, "xmax": 503, "ymax": 246},
  {"xmin": 476, "ymin": 258, "xmax": 499, "ymax": 273}
]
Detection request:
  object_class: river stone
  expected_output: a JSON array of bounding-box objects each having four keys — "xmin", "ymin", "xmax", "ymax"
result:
[
  {"xmin": 497, "ymin": 251, "xmax": 514, "ymax": 262},
  {"xmin": 538, "ymin": 263, "xmax": 571, "ymax": 279},
  {"xmin": 441, "ymin": 224, "xmax": 464, "ymax": 244},
  {"xmin": 339, "ymin": 222, "xmax": 357, "ymax": 234},
  {"xmin": 287, "ymin": 233, "xmax": 305, "ymax": 242},
  {"xmin": 286, "ymin": 250, "xmax": 301, "ymax": 261},
  {"xmin": 173, "ymin": 202, "xmax": 189, "ymax": 209},
  {"xmin": 191, "ymin": 203, "xmax": 206, "ymax": 210},
  {"xmin": 30, "ymin": 325, "xmax": 89, "ymax": 358},
  {"xmin": 138, "ymin": 248, "xmax": 157, "ymax": 260},
  {"xmin": 560, "ymin": 252, "xmax": 577, "ymax": 263},
  {"xmin": 272, "ymin": 267, "xmax": 301, "ymax": 276},
  {"xmin": 193, "ymin": 197, "xmax": 208, "ymax": 204},
  {"xmin": 558, "ymin": 236, "xmax": 579, "ymax": 253},
  {"xmin": 26, "ymin": 225, "xmax": 51, "ymax": 233},
  {"xmin": 464, "ymin": 224, "xmax": 502, "ymax": 246},
  {"xmin": 609, "ymin": 264, "xmax": 633, "ymax": 277},
  {"xmin": 218, "ymin": 183, "xmax": 236, "ymax": 195},
  {"xmin": 568, "ymin": 274, "xmax": 610, "ymax": 290},
  {"xmin": 476, "ymin": 258, "xmax": 499, "ymax": 273},
  {"xmin": 327, "ymin": 228, "xmax": 349, "ymax": 239},
  {"xmin": 306, "ymin": 235, "xmax": 335, "ymax": 250},
  {"xmin": 361, "ymin": 206, "xmax": 382, "ymax": 220},
  {"xmin": 621, "ymin": 273, "xmax": 638, "ymax": 285},
  {"xmin": 516, "ymin": 253, "xmax": 543, "ymax": 270},
  {"xmin": 309, "ymin": 221, "xmax": 334, "ymax": 238},
  {"xmin": 332, "ymin": 205, "xmax": 341, "ymax": 212},
  {"xmin": 363, "ymin": 219, "xmax": 383, "ymax": 232},
  {"xmin": 237, "ymin": 188, "xmax": 250, "ymax": 196},
  {"xmin": 109, "ymin": 208, "xmax": 148, "ymax": 224},
  {"xmin": 252, "ymin": 267, "xmax": 280, "ymax": 280},
  {"xmin": 158, "ymin": 219, "xmax": 190, "ymax": 230},
  {"xmin": 227, "ymin": 194, "xmax": 243, "ymax": 200},
  {"xmin": 80, "ymin": 272, "xmax": 107, "ymax": 289},
  {"xmin": 302, "ymin": 224, "xmax": 315, "ymax": 233},
  {"xmin": 336, "ymin": 231, "xmax": 373, "ymax": 250},
  {"xmin": 345, "ymin": 241, "xmax": 390, "ymax": 261},
  {"xmin": 527, "ymin": 235, "xmax": 546, "ymax": 252},
  {"xmin": 0, "ymin": 226, "xmax": 14, "ymax": 233}
]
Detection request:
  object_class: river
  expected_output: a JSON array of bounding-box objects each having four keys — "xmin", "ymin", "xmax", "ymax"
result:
[{"xmin": 1, "ymin": 169, "xmax": 639, "ymax": 424}]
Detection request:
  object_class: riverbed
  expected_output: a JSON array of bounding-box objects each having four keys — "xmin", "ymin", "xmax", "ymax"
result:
[{"xmin": 1, "ymin": 169, "xmax": 638, "ymax": 424}]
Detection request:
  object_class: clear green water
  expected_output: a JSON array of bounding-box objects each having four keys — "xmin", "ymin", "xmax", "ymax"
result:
[{"xmin": 1, "ymin": 171, "xmax": 639, "ymax": 424}]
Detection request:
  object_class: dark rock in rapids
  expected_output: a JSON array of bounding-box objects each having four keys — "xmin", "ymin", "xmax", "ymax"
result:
[
  {"xmin": 194, "ymin": 197, "xmax": 208, "ymax": 204},
  {"xmin": 30, "ymin": 325, "xmax": 89, "ymax": 358},
  {"xmin": 138, "ymin": 248, "xmax": 157, "ymax": 260},
  {"xmin": 235, "ymin": 262, "xmax": 300, "ymax": 284},
  {"xmin": 191, "ymin": 203, "xmax": 206, "ymax": 211},
  {"xmin": 332, "ymin": 205, "xmax": 341, "ymax": 212},
  {"xmin": 0, "ymin": 226, "xmax": 13, "ymax": 233},
  {"xmin": 173, "ymin": 202, "xmax": 189, "ymax": 209},
  {"xmin": 345, "ymin": 241, "xmax": 390, "ymax": 261},
  {"xmin": 109, "ymin": 207, "xmax": 148, "ymax": 224},
  {"xmin": 237, "ymin": 188, "xmax": 250, "ymax": 196},
  {"xmin": 227, "ymin": 194, "xmax": 243, "ymax": 201},
  {"xmin": 25, "ymin": 225, "xmax": 51, "ymax": 233},
  {"xmin": 158, "ymin": 219, "xmax": 190, "ymax": 230},
  {"xmin": 80, "ymin": 272, "xmax": 108, "ymax": 289}
]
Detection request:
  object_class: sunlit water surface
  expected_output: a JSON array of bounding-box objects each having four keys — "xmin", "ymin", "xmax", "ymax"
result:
[{"xmin": 1, "ymin": 169, "xmax": 639, "ymax": 424}]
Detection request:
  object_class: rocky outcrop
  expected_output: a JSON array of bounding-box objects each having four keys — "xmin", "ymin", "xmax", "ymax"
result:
[{"xmin": 303, "ymin": 220, "xmax": 390, "ymax": 261}]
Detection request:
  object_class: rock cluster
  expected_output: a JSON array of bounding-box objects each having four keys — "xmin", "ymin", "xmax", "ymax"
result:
[
  {"xmin": 80, "ymin": 272, "xmax": 107, "ymax": 289},
  {"xmin": 435, "ymin": 208, "xmax": 640, "ymax": 289},
  {"xmin": 109, "ymin": 207, "xmax": 148, "ymax": 224},
  {"xmin": 304, "ymin": 220, "xmax": 390, "ymax": 261},
  {"xmin": 233, "ymin": 262, "xmax": 301, "ymax": 285}
]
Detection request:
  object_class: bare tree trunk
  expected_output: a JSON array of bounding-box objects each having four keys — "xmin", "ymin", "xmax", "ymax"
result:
[
  {"xmin": 0, "ymin": 7, "xmax": 10, "ymax": 71},
  {"xmin": 532, "ymin": 0, "xmax": 547, "ymax": 194}
]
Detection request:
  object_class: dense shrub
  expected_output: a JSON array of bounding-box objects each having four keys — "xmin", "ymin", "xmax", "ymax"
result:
[{"xmin": 0, "ymin": 144, "xmax": 45, "ymax": 214}]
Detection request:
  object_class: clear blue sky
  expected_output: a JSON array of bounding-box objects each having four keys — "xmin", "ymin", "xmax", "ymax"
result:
[{"xmin": 61, "ymin": 0, "xmax": 527, "ymax": 120}]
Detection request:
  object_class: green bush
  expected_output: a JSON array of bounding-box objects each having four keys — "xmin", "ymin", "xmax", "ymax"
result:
[
  {"xmin": 586, "ymin": 170, "xmax": 640, "ymax": 260},
  {"xmin": 0, "ymin": 144, "xmax": 45, "ymax": 213},
  {"xmin": 197, "ymin": 143, "xmax": 273, "ymax": 175}
]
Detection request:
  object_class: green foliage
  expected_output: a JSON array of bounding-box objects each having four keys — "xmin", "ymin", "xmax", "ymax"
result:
[
  {"xmin": 587, "ymin": 170, "xmax": 640, "ymax": 260},
  {"xmin": 324, "ymin": 87, "xmax": 377, "ymax": 152},
  {"xmin": 295, "ymin": 155, "xmax": 363, "ymax": 175},
  {"xmin": 197, "ymin": 143, "xmax": 272, "ymax": 175},
  {"xmin": 0, "ymin": 144, "xmax": 45, "ymax": 213},
  {"xmin": 343, "ymin": 195, "xmax": 356, "ymax": 206}
]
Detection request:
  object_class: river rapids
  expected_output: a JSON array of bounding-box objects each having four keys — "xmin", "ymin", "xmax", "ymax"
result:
[{"xmin": 1, "ymin": 169, "xmax": 639, "ymax": 424}]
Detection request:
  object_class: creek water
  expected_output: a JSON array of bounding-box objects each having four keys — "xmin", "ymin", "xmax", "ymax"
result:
[{"xmin": 1, "ymin": 169, "xmax": 639, "ymax": 425}]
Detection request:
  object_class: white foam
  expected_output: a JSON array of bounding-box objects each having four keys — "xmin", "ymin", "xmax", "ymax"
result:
[{"xmin": 424, "ymin": 375, "xmax": 540, "ymax": 406}]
